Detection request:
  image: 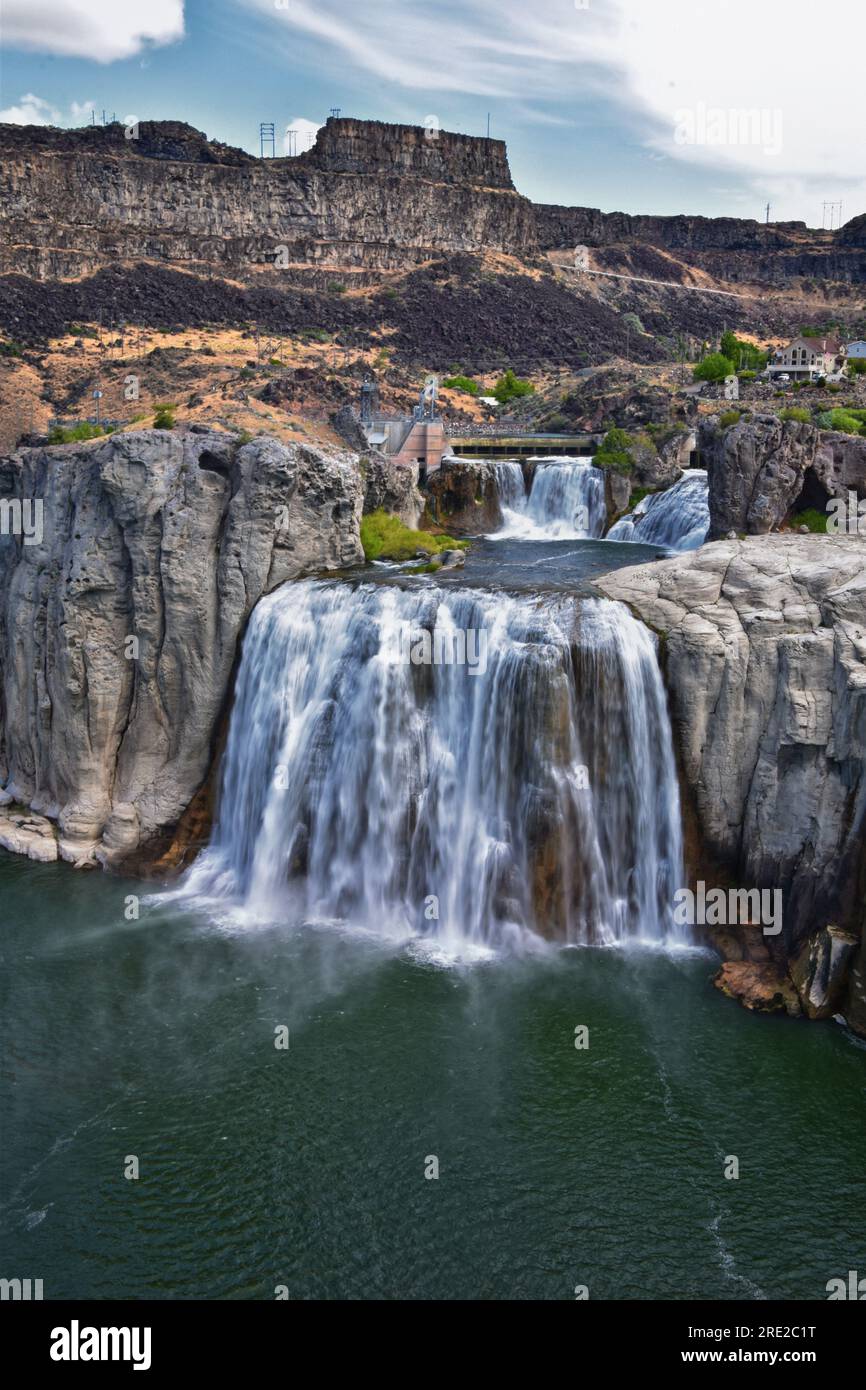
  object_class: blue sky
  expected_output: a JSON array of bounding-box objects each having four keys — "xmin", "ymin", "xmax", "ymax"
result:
[{"xmin": 1, "ymin": 0, "xmax": 862, "ymax": 227}]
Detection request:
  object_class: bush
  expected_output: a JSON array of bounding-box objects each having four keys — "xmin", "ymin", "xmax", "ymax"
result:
[
  {"xmin": 719, "ymin": 410, "xmax": 742, "ymax": 429},
  {"xmin": 442, "ymin": 375, "xmax": 479, "ymax": 396},
  {"xmin": 693, "ymin": 353, "xmax": 735, "ymax": 382},
  {"xmin": 360, "ymin": 511, "xmax": 468, "ymax": 563},
  {"xmin": 780, "ymin": 407, "xmax": 812, "ymax": 423},
  {"xmin": 594, "ymin": 427, "xmax": 634, "ymax": 475},
  {"xmin": 544, "ymin": 414, "xmax": 572, "ymax": 433},
  {"xmin": 153, "ymin": 404, "xmax": 176, "ymax": 430},
  {"xmin": 817, "ymin": 408, "xmax": 864, "ymax": 435},
  {"xmin": 48, "ymin": 421, "xmax": 108, "ymax": 444},
  {"xmin": 0, "ymin": 340, "xmax": 23, "ymax": 358},
  {"xmin": 848, "ymin": 358, "xmax": 866, "ymax": 376},
  {"xmin": 492, "ymin": 369, "xmax": 535, "ymax": 404},
  {"xmin": 328, "ymin": 282, "xmax": 348, "ymax": 294}
]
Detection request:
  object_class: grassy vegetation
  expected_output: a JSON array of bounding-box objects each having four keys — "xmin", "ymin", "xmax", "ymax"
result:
[
  {"xmin": 719, "ymin": 410, "xmax": 742, "ymax": 429},
  {"xmin": 442, "ymin": 375, "xmax": 479, "ymax": 396},
  {"xmin": 361, "ymin": 511, "xmax": 469, "ymax": 563},
  {"xmin": 794, "ymin": 508, "xmax": 828, "ymax": 534},
  {"xmin": 780, "ymin": 407, "xmax": 812, "ymax": 423}
]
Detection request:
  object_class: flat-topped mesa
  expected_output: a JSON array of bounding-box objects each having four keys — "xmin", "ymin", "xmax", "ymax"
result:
[
  {"xmin": 0, "ymin": 116, "xmax": 535, "ymax": 281},
  {"xmin": 297, "ymin": 116, "xmax": 515, "ymax": 189}
]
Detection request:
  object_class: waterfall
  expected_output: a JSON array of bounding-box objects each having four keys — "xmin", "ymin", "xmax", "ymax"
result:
[
  {"xmin": 607, "ymin": 470, "xmax": 709, "ymax": 551},
  {"xmin": 492, "ymin": 461, "xmax": 526, "ymax": 511},
  {"xmin": 492, "ymin": 458, "xmax": 607, "ymax": 540},
  {"xmin": 181, "ymin": 581, "xmax": 685, "ymax": 951}
]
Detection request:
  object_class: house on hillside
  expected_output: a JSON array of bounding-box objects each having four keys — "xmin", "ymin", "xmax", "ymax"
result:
[
  {"xmin": 846, "ymin": 340, "xmax": 866, "ymax": 359},
  {"xmin": 767, "ymin": 336, "xmax": 847, "ymax": 382}
]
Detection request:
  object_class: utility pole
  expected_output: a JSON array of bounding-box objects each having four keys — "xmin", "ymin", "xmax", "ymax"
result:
[
  {"xmin": 765, "ymin": 202, "xmax": 771, "ymax": 224},
  {"xmin": 486, "ymin": 113, "xmax": 491, "ymax": 139}
]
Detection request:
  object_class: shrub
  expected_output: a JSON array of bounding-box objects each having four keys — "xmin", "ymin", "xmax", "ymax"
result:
[
  {"xmin": 48, "ymin": 421, "xmax": 107, "ymax": 444},
  {"xmin": 360, "ymin": 511, "xmax": 469, "ymax": 563},
  {"xmin": 817, "ymin": 408, "xmax": 864, "ymax": 435},
  {"xmin": 545, "ymin": 414, "xmax": 571, "ymax": 433},
  {"xmin": 328, "ymin": 282, "xmax": 348, "ymax": 294},
  {"xmin": 492, "ymin": 369, "xmax": 535, "ymax": 404},
  {"xmin": 442, "ymin": 375, "xmax": 479, "ymax": 396},
  {"xmin": 780, "ymin": 407, "xmax": 812, "ymax": 423},
  {"xmin": 847, "ymin": 358, "xmax": 866, "ymax": 376},
  {"xmin": 719, "ymin": 410, "xmax": 742, "ymax": 429},
  {"xmin": 594, "ymin": 427, "xmax": 634, "ymax": 475},
  {"xmin": 0, "ymin": 340, "xmax": 23, "ymax": 358},
  {"xmin": 153, "ymin": 404, "xmax": 176, "ymax": 430},
  {"xmin": 693, "ymin": 353, "xmax": 735, "ymax": 382}
]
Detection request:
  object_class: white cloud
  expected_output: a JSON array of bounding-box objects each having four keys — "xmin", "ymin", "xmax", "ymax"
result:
[
  {"xmin": 0, "ymin": 93, "xmax": 99, "ymax": 127},
  {"xmin": 283, "ymin": 116, "xmax": 322, "ymax": 155},
  {"xmin": 245, "ymin": 0, "xmax": 865, "ymax": 222},
  {"xmin": 2, "ymin": 0, "xmax": 185, "ymax": 63},
  {"xmin": 0, "ymin": 93, "xmax": 61, "ymax": 124}
]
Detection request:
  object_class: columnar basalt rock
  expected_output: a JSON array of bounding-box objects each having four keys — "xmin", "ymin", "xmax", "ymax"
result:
[{"xmin": 0, "ymin": 429, "xmax": 364, "ymax": 869}]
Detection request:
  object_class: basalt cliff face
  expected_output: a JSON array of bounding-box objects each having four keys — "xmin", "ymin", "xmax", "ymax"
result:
[
  {"xmin": 598, "ymin": 536, "xmax": 866, "ymax": 1034},
  {"xmin": 0, "ymin": 429, "xmax": 363, "ymax": 870},
  {"xmin": 699, "ymin": 415, "xmax": 866, "ymax": 539},
  {"xmin": 2, "ymin": 115, "xmax": 862, "ymax": 293},
  {"xmin": 0, "ymin": 118, "xmax": 537, "ymax": 282}
]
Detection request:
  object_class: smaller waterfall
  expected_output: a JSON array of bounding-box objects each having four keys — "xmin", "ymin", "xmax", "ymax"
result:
[
  {"xmin": 608, "ymin": 470, "xmax": 709, "ymax": 552},
  {"xmin": 493, "ymin": 458, "xmax": 607, "ymax": 540}
]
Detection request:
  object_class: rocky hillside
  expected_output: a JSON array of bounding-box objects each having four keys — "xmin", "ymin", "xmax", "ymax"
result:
[{"xmin": 0, "ymin": 429, "xmax": 363, "ymax": 869}]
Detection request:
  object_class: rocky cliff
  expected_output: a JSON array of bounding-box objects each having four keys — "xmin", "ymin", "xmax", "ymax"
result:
[
  {"xmin": 0, "ymin": 117, "xmax": 537, "ymax": 282},
  {"xmin": 535, "ymin": 204, "xmax": 866, "ymax": 283},
  {"xmin": 699, "ymin": 415, "xmax": 866, "ymax": 538},
  {"xmin": 598, "ymin": 536, "xmax": 866, "ymax": 1034},
  {"xmin": 0, "ymin": 428, "xmax": 363, "ymax": 869}
]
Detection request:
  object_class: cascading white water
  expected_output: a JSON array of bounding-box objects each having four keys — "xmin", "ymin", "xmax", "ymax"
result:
[
  {"xmin": 492, "ymin": 458, "xmax": 607, "ymax": 540},
  {"xmin": 607, "ymin": 470, "xmax": 709, "ymax": 551},
  {"xmin": 181, "ymin": 580, "xmax": 685, "ymax": 951}
]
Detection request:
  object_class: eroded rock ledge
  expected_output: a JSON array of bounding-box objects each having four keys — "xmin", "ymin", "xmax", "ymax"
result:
[
  {"xmin": 598, "ymin": 535, "xmax": 866, "ymax": 1033},
  {"xmin": 0, "ymin": 429, "xmax": 363, "ymax": 869}
]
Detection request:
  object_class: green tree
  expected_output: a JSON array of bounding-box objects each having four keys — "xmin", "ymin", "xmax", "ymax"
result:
[
  {"xmin": 693, "ymin": 353, "xmax": 735, "ymax": 382},
  {"xmin": 493, "ymin": 369, "xmax": 535, "ymax": 404}
]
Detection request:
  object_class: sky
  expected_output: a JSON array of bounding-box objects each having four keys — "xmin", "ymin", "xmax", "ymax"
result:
[{"xmin": 0, "ymin": 0, "xmax": 863, "ymax": 228}]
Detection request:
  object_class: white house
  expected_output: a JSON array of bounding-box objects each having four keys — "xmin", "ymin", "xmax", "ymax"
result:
[
  {"xmin": 767, "ymin": 337, "xmax": 847, "ymax": 382},
  {"xmin": 846, "ymin": 340, "xmax": 866, "ymax": 359}
]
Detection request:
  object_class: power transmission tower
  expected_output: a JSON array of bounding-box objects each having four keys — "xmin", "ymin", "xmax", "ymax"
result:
[
  {"xmin": 822, "ymin": 201, "xmax": 843, "ymax": 230},
  {"xmin": 330, "ymin": 107, "xmax": 342, "ymax": 120},
  {"xmin": 285, "ymin": 128, "xmax": 298, "ymax": 157},
  {"xmin": 259, "ymin": 122, "xmax": 275, "ymax": 158}
]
